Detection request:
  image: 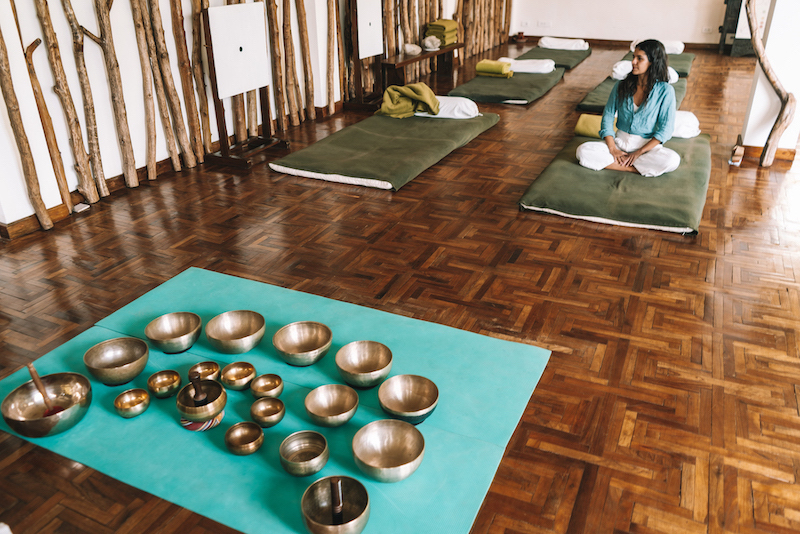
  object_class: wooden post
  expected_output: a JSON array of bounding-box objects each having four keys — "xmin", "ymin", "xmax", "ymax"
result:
[
  {"xmin": 745, "ymin": 0, "xmax": 796, "ymax": 167},
  {"xmin": 263, "ymin": 0, "xmax": 287, "ymax": 131},
  {"xmin": 129, "ymin": 0, "xmax": 157, "ymax": 180},
  {"xmin": 60, "ymin": 0, "xmax": 108, "ymax": 197},
  {"xmin": 0, "ymin": 25, "xmax": 53, "ymax": 230},
  {"xmin": 169, "ymin": 0, "xmax": 204, "ymax": 162},
  {"xmin": 326, "ymin": 0, "xmax": 335, "ymax": 114},
  {"xmin": 503, "ymin": 0, "xmax": 512, "ymax": 45},
  {"xmin": 147, "ymin": 0, "xmax": 197, "ymax": 168},
  {"xmin": 226, "ymin": 0, "xmax": 248, "ymax": 142},
  {"xmin": 137, "ymin": 0, "xmax": 181, "ymax": 171},
  {"xmin": 295, "ymin": 0, "xmax": 315, "ymax": 121},
  {"xmin": 191, "ymin": 0, "xmax": 212, "ymax": 153},
  {"xmin": 33, "ymin": 0, "xmax": 99, "ymax": 204},
  {"xmin": 334, "ymin": 0, "xmax": 346, "ymax": 102},
  {"xmin": 282, "ymin": 0, "xmax": 301, "ymax": 125}
]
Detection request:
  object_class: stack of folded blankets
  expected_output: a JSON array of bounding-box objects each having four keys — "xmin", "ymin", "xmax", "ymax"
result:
[
  {"xmin": 426, "ymin": 19, "xmax": 458, "ymax": 47},
  {"xmin": 475, "ymin": 59, "xmax": 512, "ymax": 78}
]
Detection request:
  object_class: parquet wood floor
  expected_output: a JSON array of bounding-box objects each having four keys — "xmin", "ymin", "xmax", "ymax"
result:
[{"xmin": 2, "ymin": 41, "xmax": 797, "ymax": 533}]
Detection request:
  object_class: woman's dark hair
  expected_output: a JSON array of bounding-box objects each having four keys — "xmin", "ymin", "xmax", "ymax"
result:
[{"xmin": 617, "ymin": 39, "xmax": 669, "ymax": 106}]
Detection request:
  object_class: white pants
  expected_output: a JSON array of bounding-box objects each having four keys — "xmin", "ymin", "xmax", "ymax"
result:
[{"xmin": 576, "ymin": 132, "xmax": 681, "ymax": 177}]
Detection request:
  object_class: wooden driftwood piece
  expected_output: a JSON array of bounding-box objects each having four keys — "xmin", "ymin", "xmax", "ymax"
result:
[
  {"xmin": 137, "ymin": 0, "xmax": 181, "ymax": 171},
  {"xmin": 0, "ymin": 25, "xmax": 53, "ymax": 230},
  {"xmin": 282, "ymin": 0, "xmax": 301, "ymax": 125},
  {"xmin": 87, "ymin": 0, "xmax": 138, "ymax": 187},
  {"xmin": 334, "ymin": 0, "xmax": 346, "ymax": 102},
  {"xmin": 745, "ymin": 0, "xmax": 796, "ymax": 167},
  {"xmin": 129, "ymin": 0, "xmax": 156, "ymax": 180},
  {"xmin": 147, "ymin": 0, "xmax": 197, "ymax": 168},
  {"xmin": 226, "ymin": 0, "xmax": 248, "ymax": 142},
  {"xmin": 33, "ymin": 0, "xmax": 99, "ymax": 203},
  {"xmin": 295, "ymin": 0, "xmax": 315, "ymax": 121},
  {"xmin": 262, "ymin": 0, "xmax": 287, "ymax": 131},
  {"xmin": 326, "ymin": 0, "xmax": 335, "ymax": 114},
  {"xmin": 384, "ymin": 0, "xmax": 395, "ymax": 59},
  {"xmin": 169, "ymin": 0, "xmax": 204, "ymax": 162},
  {"xmin": 503, "ymin": 0, "xmax": 512, "ymax": 45},
  {"xmin": 60, "ymin": 0, "xmax": 108, "ymax": 196},
  {"xmin": 190, "ymin": 0, "xmax": 212, "ymax": 153}
]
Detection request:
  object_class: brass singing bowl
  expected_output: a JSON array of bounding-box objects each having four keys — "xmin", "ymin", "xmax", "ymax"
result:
[
  {"xmin": 147, "ymin": 370, "xmax": 182, "ymax": 399},
  {"xmin": 352, "ymin": 419, "xmax": 425, "ymax": 483},
  {"xmin": 175, "ymin": 379, "xmax": 227, "ymax": 422},
  {"xmin": 304, "ymin": 384, "xmax": 358, "ymax": 427},
  {"xmin": 335, "ymin": 341, "xmax": 393, "ymax": 388},
  {"xmin": 220, "ymin": 362, "xmax": 256, "ymax": 391},
  {"xmin": 188, "ymin": 361, "xmax": 220, "ymax": 381},
  {"xmin": 206, "ymin": 310, "xmax": 266, "ymax": 354},
  {"xmin": 250, "ymin": 373, "xmax": 284, "ymax": 398},
  {"xmin": 250, "ymin": 397, "xmax": 285, "ymax": 428},
  {"xmin": 1, "ymin": 372, "xmax": 92, "ymax": 438},
  {"xmin": 114, "ymin": 388, "xmax": 150, "ymax": 418},
  {"xmin": 301, "ymin": 476, "xmax": 370, "ymax": 534},
  {"xmin": 378, "ymin": 374, "xmax": 439, "ymax": 425},
  {"xmin": 272, "ymin": 321, "xmax": 332, "ymax": 367},
  {"xmin": 280, "ymin": 430, "xmax": 329, "ymax": 477},
  {"xmin": 225, "ymin": 421, "xmax": 264, "ymax": 455},
  {"xmin": 144, "ymin": 312, "xmax": 202, "ymax": 354},
  {"xmin": 83, "ymin": 337, "xmax": 149, "ymax": 386}
]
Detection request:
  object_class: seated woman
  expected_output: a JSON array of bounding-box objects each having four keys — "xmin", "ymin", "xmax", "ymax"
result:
[{"xmin": 577, "ymin": 39, "xmax": 680, "ymax": 177}]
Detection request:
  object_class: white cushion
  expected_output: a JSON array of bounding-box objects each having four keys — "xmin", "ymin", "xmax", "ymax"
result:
[
  {"xmin": 630, "ymin": 39, "xmax": 685, "ymax": 54},
  {"xmin": 415, "ymin": 96, "xmax": 481, "ymax": 119},
  {"xmin": 672, "ymin": 111, "xmax": 701, "ymax": 138},
  {"xmin": 537, "ymin": 36, "xmax": 589, "ymax": 50},
  {"xmin": 611, "ymin": 61, "xmax": 679, "ymax": 84}
]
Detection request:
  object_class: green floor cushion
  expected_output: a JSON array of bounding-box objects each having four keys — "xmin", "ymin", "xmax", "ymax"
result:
[
  {"xmin": 516, "ymin": 46, "xmax": 592, "ymax": 69},
  {"xmin": 447, "ymin": 68, "xmax": 565, "ymax": 104},
  {"xmin": 268, "ymin": 113, "xmax": 499, "ymax": 190},
  {"xmin": 576, "ymin": 77, "xmax": 687, "ymax": 114},
  {"xmin": 622, "ymin": 51, "xmax": 696, "ymax": 77},
  {"xmin": 518, "ymin": 134, "xmax": 711, "ymax": 234}
]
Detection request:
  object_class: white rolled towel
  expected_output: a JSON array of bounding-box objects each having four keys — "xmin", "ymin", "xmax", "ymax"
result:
[
  {"xmin": 537, "ymin": 36, "xmax": 589, "ymax": 50},
  {"xmin": 672, "ymin": 111, "xmax": 701, "ymax": 138},
  {"xmin": 498, "ymin": 57, "xmax": 555, "ymax": 74},
  {"xmin": 611, "ymin": 61, "xmax": 679, "ymax": 84},
  {"xmin": 630, "ymin": 39, "xmax": 685, "ymax": 54}
]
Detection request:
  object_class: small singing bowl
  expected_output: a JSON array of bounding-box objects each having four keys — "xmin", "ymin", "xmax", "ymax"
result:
[
  {"xmin": 224, "ymin": 421, "xmax": 264, "ymax": 455},
  {"xmin": 272, "ymin": 321, "xmax": 333, "ymax": 367},
  {"xmin": 147, "ymin": 370, "xmax": 182, "ymax": 399},
  {"xmin": 305, "ymin": 384, "xmax": 358, "ymax": 427},
  {"xmin": 250, "ymin": 397, "xmax": 285, "ymax": 427},
  {"xmin": 1, "ymin": 372, "xmax": 92, "ymax": 438},
  {"xmin": 144, "ymin": 312, "xmax": 202, "ymax": 354},
  {"xmin": 280, "ymin": 430, "xmax": 330, "ymax": 477},
  {"xmin": 335, "ymin": 341, "xmax": 393, "ymax": 388},
  {"xmin": 83, "ymin": 337, "xmax": 149, "ymax": 386},
  {"xmin": 301, "ymin": 476, "xmax": 370, "ymax": 534},
  {"xmin": 250, "ymin": 373, "xmax": 284, "ymax": 398},
  {"xmin": 220, "ymin": 362, "xmax": 256, "ymax": 391},
  {"xmin": 114, "ymin": 388, "xmax": 150, "ymax": 418},
  {"xmin": 189, "ymin": 361, "xmax": 220, "ymax": 381},
  {"xmin": 352, "ymin": 419, "xmax": 425, "ymax": 483},
  {"xmin": 206, "ymin": 310, "xmax": 266, "ymax": 354},
  {"xmin": 175, "ymin": 379, "xmax": 227, "ymax": 422},
  {"xmin": 378, "ymin": 374, "xmax": 439, "ymax": 425}
]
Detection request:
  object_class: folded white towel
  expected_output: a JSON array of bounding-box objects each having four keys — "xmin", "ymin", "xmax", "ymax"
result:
[
  {"xmin": 498, "ymin": 57, "xmax": 555, "ymax": 74},
  {"xmin": 415, "ymin": 96, "xmax": 482, "ymax": 119},
  {"xmin": 630, "ymin": 39, "xmax": 685, "ymax": 54},
  {"xmin": 537, "ymin": 36, "xmax": 589, "ymax": 51},
  {"xmin": 673, "ymin": 111, "xmax": 701, "ymax": 138},
  {"xmin": 611, "ymin": 61, "xmax": 679, "ymax": 84}
]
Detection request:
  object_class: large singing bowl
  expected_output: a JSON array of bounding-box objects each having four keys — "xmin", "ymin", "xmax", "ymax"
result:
[
  {"xmin": 175, "ymin": 379, "xmax": 227, "ymax": 423},
  {"xmin": 83, "ymin": 337, "xmax": 149, "ymax": 386},
  {"xmin": 144, "ymin": 312, "xmax": 202, "ymax": 353},
  {"xmin": 1, "ymin": 372, "xmax": 92, "ymax": 438},
  {"xmin": 352, "ymin": 419, "xmax": 424, "ymax": 483},
  {"xmin": 272, "ymin": 321, "xmax": 332, "ymax": 367},
  {"xmin": 206, "ymin": 310, "xmax": 266, "ymax": 354}
]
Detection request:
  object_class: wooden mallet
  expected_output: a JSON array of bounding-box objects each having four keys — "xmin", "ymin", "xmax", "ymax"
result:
[{"xmin": 27, "ymin": 363, "xmax": 64, "ymax": 416}]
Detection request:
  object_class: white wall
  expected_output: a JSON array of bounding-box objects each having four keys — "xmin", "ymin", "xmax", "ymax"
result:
[{"xmin": 510, "ymin": 0, "xmax": 726, "ymax": 45}]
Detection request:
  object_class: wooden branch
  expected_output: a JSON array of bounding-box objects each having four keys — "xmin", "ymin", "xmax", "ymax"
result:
[
  {"xmin": 33, "ymin": 0, "xmax": 99, "ymax": 203},
  {"xmin": 262, "ymin": 0, "xmax": 287, "ymax": 131},
  {"xmin": 0, "ymin": 25, "xmax": 53, "ymax": 229},
  {"xmin": 746, "ymin": 0, "xmax": 796, "ymax": 167},
  {"xmin": 247, "ymin": 90, "xmax": 258, "ymax": 137},
  {"xmin": 147, "ymin": 0, "xmax": 197, "ymax": 167},
  {"xmin": 169, "ymin": 0, "xmax": 204, "ymax": 162},
  {"xmin": 137, "ymin": 0, "xmax": 181, "ymax": 171},
  {"xmin": 227, "ymin": 0, "xmax": 248, "ymax": 142},
  {"xmin": 129, "ymin": 0, "xmax": 157, "ymax": 180},
  {"xmin": 81, "ymin": 26, "xmax": 103, "ymax": 46},
  {"xmin": 503, "ymin": 0, "xmax": 512, "ymax": 45},
  {"xmin": 326, "ymin": 0, "xmax": 335, "ymax": 113},
  {"xmin": 62, "ymin": 0, "xmax": 108, "ymax": 197},
  {"xmin": 92, "ymin": 0, "xmax": 139, "ymax": 187},
  {"xmin": 334, "ymin": 0, "xmax": 346, "ymax": 102},
  {"xmin": 295, "ymin": 0, "xmax": 315, "ymax": 121},
  {"xmin": 190, "ymin": 0, "xmax": 212, "ymax": 153},
  {"xmin": 282, "ymin": 0, "xmax": 300, "ymax": 125}
]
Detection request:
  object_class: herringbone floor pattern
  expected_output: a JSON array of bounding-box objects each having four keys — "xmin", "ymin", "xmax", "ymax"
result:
[{"xmin": 2, "ymin": 41, "xmax": 798, "ymax": 534}]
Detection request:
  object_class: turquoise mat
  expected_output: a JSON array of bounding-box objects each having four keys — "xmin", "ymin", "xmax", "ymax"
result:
[{"xmin": 0, "ymin": 268, "xmax": 550, "ymax": 534}]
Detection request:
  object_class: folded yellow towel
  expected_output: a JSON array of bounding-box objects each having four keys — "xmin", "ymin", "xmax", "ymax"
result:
[
  {"xmin": 477, "ymin": 71, "xmax": 514, "ymax": 78},
  {"xmin": 427, "ymin": 19, "xmax": 458, "ymax": 32},
  {"xmin": 375, "ymin": 82, "xmax": 440, "ymax": 119},
  {"xmin": 476, "ymin": 59, "xmax": 511, "ymax": 76},
  {"xmin": 574, "ymin": 113, "xmax": 616, "ymax": 138}
]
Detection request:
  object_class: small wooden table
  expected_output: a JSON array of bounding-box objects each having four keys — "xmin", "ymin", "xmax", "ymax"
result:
[{"xmin": 382, "ymin": 42, "xmax": 464, "ymax": 87}]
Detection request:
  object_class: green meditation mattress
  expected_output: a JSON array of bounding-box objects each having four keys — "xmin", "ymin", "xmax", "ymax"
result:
[
  {"xmin": 447, "ymin": 68, "xmax": 565, "ymax": 104},
  {"xmin": 518, "ymin": 134, "xmax": 711, "ymax": 234},
  {"xmin": 268, "ymin": 113, "xmax": 499, "ymax": 190},
  {"xmin": 576, "ymin": 76, "xmax": 687, "ymax": 114},
  {"xmin": 516, "ymin": 46, "xmax": 592, "ymax": 69},
  {"xmin": 622, "ymin": 51, "xmax": 696, "ymax": 77}
]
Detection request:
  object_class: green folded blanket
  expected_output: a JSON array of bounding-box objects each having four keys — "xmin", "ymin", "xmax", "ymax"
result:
[
  {"xmin": 426, "ymin": 29, "xmax": 457, "ymax": 38},
  {"xmin": 427, "ymin": 19, "xmax": 458, "ymax": 32},
  {"xmin": 375, "ymin": 82, "xmax": 440, "ymax": 119},
  {"xmin": 476, "ymin": 59, "xmax": 511, "ymax": 76}
]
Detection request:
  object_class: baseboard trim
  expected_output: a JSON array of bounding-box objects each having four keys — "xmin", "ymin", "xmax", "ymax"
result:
[
  {"xmin": 0, "ymin": 203, "xmax": 71, "ymax": 240},
  {"xmin": 742, "ymin": 145, "xmax": 796, "ymax": 162}
]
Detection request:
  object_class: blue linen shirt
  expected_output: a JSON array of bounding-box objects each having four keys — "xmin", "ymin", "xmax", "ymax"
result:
[{"xmin": 599, "ymin": 81, "xmax": 676, "ymax": 143}]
